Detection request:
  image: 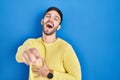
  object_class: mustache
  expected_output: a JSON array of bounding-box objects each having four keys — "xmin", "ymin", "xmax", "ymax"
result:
[{"xmin": 45, "ymin": 20, "xmax": 54, "ymax": 27}]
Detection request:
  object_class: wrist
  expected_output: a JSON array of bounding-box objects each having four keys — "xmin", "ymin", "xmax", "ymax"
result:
[
  {"xmin": 47, "ymin": 69, "xmax": 54, "ymax": 79},
  {"xmin": 49, "ymin": 69, "xmax": 53, "ymax": 73}
]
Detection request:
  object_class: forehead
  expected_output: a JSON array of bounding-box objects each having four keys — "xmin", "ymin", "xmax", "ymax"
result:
[{"xmin": 45, "ymin": 10, "xmax": 61, "ymax": 17}]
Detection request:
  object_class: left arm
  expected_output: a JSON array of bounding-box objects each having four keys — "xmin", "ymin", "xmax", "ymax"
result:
[{"xmin": 32, "ymin": 45, "xmax": 82, "ymax": 80}]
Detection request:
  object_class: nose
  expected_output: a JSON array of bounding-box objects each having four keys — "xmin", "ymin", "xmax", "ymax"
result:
[{"xmin": 49, "ymin": 17, "xmax": 53, "ymax": 22}]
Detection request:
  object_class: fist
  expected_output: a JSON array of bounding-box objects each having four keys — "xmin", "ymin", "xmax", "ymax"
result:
[{"xmin": 21, "ymin": 48, "xmax": 42, "ymax": 66}]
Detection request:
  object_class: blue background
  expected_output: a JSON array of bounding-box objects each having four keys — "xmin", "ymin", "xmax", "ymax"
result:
[{"xmin": 0, "ymin": 0, "xmax": 120, "ymax": 80}]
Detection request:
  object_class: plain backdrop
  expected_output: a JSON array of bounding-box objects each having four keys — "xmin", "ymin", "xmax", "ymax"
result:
[{"xmin": 0, "ymin": 0, "xmax": 120, "ymax": 80}]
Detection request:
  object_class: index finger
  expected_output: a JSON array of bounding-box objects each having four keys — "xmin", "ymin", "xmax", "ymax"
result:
[{"xmin": 29, "ymin": 48, "xmax": 42, "ymax": 59}]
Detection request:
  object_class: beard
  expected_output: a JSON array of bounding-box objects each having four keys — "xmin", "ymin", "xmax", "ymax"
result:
[
  {"xmin": 43, "ymin": 25, "xmax": 58, "ymax": 36},
  {"xmin": 42, "ymin": 20, "xmax": 60, "ymax": 36}
]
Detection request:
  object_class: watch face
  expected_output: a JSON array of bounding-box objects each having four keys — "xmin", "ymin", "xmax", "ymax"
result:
[{"xmin": 47, "ymin": 73, "xmax": 53, "ymax": 79}]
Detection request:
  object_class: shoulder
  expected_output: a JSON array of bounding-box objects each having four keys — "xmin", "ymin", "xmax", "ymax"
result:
[
  {"xmin": 25, "ymin": 37, "xmax": 42, "ymax": 41},
  {"xmin": 59, "ymin": 38, "xmax": 76, "ymax": 56},
  {"xmin": 23, "ymin": 37, "xmax": 42, "ymax": 44},
  {"xmin": 58, "ymin": 38, "xmax": 72, "ymax": 48}
]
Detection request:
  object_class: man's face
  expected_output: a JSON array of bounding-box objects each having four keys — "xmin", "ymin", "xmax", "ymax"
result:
[{"xmin": 42, "ymin": 10, "xmax": 61, "ymax": 36}]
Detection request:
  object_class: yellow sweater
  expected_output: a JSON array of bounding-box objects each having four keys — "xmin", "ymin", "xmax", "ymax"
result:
[{"xmin": 16, "ymin": 37, "xmax": 81, "ymax": 80}]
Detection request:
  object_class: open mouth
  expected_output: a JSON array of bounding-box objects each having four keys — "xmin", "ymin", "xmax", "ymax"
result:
[{"xmin": 46, "ymin": 24, "xmax": 53, "ymax": 29}]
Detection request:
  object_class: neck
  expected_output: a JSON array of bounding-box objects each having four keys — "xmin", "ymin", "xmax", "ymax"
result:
[{"xmin": 42, "ymin": 33, "xmax": 57, "ymax": 43}]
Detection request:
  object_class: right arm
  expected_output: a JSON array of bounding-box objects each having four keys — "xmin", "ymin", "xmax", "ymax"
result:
[
  {"xmin": 16, "ymin": 39, "xmax": 34, "ymax": 63},
  {"xmin": 15, "ymin": 39, "xmax": 42, "ymax": 65}
]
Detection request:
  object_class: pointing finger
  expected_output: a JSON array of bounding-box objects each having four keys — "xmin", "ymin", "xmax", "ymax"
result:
[{"xmin": 30, "ymin": 48, "xmax": 41, "ymax": 59}]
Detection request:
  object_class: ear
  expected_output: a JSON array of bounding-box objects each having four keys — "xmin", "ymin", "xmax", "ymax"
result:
[
  {"xmin": 41, "ymin": 19, "xmax": 44, "ymax": 25},
  {"xmin": 57, "ymin": 25, "xmax": 61, "ymax": 30}
]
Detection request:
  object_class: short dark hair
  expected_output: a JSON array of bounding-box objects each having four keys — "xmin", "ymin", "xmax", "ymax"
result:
[{"xmin": 44, "ymin": 7, "xmax": 63, "ymax": 24}]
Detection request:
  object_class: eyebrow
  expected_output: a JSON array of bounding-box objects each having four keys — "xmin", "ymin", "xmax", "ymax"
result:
[{"xmin": 46, "ymin": 13, "xmax": 51, "ymax": 16}]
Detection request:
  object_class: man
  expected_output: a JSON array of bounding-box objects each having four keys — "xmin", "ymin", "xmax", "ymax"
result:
[{"xmin": 16, "ymin": 7, "xmax": 81, "ymax": 80}]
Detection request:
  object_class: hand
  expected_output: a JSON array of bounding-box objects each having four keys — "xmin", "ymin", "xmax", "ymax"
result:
[
  {"xmin": 32, "ymin": 58, "xmax": 50, "ymax": 78},
  {"xmin": 21, "ymin": 48, "xmax": 42, "ymax": 66}
]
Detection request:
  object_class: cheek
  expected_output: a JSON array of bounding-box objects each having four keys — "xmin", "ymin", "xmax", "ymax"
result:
[
  {"xmin": 43, "ymin": 18, "xmax": 48, "ymax": 23},
  {"xmin": 54, "ymin": 21, "xmax": 60, "ymax": 26}
]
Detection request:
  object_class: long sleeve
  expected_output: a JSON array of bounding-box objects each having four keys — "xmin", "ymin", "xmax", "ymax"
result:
[
  {"xmin": 15, "ymin": 39, "xmax": 35, "ymax": 62},
  {"xmin": 52, "ymin": 45, "xmax": 82, "ymax": 80},
  {"xmin": 16, "ymin": 38, "xmax": 82, "ymax": 80},
  {"xmin": 15, "ymin": 38, "xmax": 45, "ymax": 63}
]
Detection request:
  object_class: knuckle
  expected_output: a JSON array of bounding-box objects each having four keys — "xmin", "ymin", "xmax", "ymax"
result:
[{"xmin": 24, "ymin": 50, "xmax": 28, "ymax": 54}]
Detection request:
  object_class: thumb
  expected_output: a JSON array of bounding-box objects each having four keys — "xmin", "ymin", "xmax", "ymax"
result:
[
  {"xmin": 35, "ymin": 57, "xmax": 42, "ymax": 66},
  {"xmin": 41, "ymin": 58, "xmax": 47, "ymax": 67}
]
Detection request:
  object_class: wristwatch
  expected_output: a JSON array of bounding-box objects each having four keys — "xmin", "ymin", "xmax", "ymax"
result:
[{"xmin": 47, "ymin": 72, "xmax": 53, "ymax": 79}]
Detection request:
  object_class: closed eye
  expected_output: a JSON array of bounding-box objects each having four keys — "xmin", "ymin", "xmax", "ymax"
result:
[{"xmin": 54, "ymin": 16, "xmax": 60, "ymax": 21}]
